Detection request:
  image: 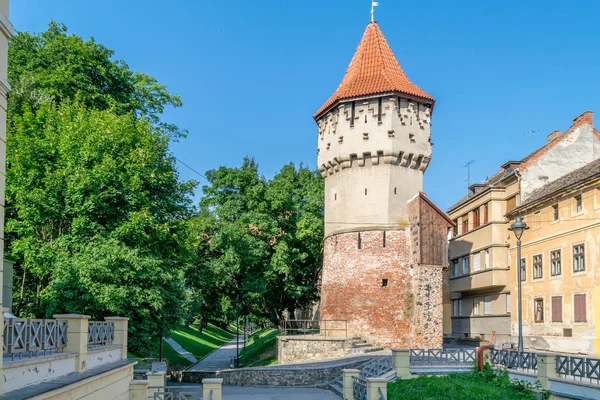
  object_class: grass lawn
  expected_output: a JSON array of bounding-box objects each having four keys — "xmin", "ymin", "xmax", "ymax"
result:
[
  {"xmin": 388, "ymin": 368, "xmax": 546, "ymax": 400},
  {"xmin": 238, "ymin": 328, "xmax": 279, "ymax": 368},
  {"xmin": 130, "ymin": 338, "xmax": 193, "ymax": 371},
  {"xmin": 168, "ymin": 323, "xmax": 233, "ymax": 360}
]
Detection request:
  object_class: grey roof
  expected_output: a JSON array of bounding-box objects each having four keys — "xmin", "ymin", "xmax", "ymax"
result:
[
  {"xmin": 513, "ymin": 158, "xmax": 600, "ymax": 212},
  {"xmin": 447, "ymin": 168, "xmax": 514, "ymax": 212}
]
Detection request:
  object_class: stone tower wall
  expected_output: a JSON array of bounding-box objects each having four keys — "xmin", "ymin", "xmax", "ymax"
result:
[
  {"xmin": 320, "ymin": 223, "xmax": 444, "ymax": 349},
  {"xmin": 317, "ymin": 96, "xmax": 433, "ymax": 236}
]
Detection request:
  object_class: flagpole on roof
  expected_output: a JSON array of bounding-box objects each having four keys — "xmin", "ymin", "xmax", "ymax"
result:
[{"xmin": 371, "ymin": 1, "xmax": 379, "ymax": 22}]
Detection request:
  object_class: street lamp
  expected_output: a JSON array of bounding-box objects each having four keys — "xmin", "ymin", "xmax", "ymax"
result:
[
  {"xmin": 234, "ymin": 296, "xmax": 240, "ymax": 367},
  {"xmin": 509, "ymin": 216, "xmax": 529, "ymax": 355}
]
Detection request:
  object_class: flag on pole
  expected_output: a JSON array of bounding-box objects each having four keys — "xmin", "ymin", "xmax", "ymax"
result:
[{"xmin": 373, "ymin": 2, "xmax": 379, "ymax": 6}]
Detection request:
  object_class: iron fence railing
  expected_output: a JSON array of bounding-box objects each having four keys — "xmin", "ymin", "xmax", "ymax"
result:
[
  {"xmin": 3, "ymin": 318, "xmax": 68, "ymax": 360},
  {"xmin": 280, "ymin": 319, "xmax": 348, "ymax": 337},
  {"xmin": 490, "ymin": 349, "xmax": 537, "ymax": 372},
  {"xmin": 352, "ymin": 376, "xmax": 367, "ymax": 400},
  {"xmin": 88, "ymin": 321, "xmax": 115, "ymax": 348},
  {"xmin": 360, "ymin": 357, "xmax": 392, "ymax": 378},
  {"xmin": 378, "ymin": 387, "xmax": 387, "ymax": 400},
  {"xmin": 556, "ymin": 355, "xmax": 600, "ymax": 385},
  {"xmin": 410, "ymin": 348, "xmax": 476, "ymax": 367},
  {"xmin": 148, "ymin": 386, "xmax": 203, "ymax": 400}
]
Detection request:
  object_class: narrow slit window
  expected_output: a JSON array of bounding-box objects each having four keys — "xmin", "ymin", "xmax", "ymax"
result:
[
  {"xmin": 383, "ymin": 231, "xmax": 386, "ymax": 247},
  {"xmin": 350, "ymin": 101, "xmax": 356, "ymax": 127},
  {"xmin": 358, "ymin": 232, "xmax": 361, "ymax": 249},
  {"xmin": 381, "ymin": 278, "xmax": 388, "ymax": 287},
  {"xmin": 365, "ymin": 188, "xmax": 368, "ymax": 196},
  {"xmin": 394, "ymin": 187, "xmax": 397, "ymax": 195},
  {"xmin": 378, "ymin": 97, "xmax": 382, "ymax": 123}
]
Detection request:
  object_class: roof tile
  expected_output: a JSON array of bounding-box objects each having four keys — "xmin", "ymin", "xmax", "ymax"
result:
[{"xmin": 314, "ymin": 22, "xmax": 433, "ymax": 119}]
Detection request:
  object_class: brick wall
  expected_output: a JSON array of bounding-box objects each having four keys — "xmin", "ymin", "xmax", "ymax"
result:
[{"xmin": 319, "ymin": 194, "xmax": 448, "ymax": 349}]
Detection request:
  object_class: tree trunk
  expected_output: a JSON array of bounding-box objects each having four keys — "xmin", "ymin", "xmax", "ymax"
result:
[
  {"xmin": 197, "ymin": 316, "xmax": 203, "ymax": 334},
  {"xmin": 185, "ymin": 298, "xmax": 197, "ymax": 329},
  {"xmin": 16, "ymin": 268, "xmax": 27, "ymax": 316}
]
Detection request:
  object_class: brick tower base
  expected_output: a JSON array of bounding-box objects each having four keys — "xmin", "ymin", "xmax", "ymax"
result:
[{"xmin": 320, "ymin": 193, "xmax": 452, "ymax": 349}]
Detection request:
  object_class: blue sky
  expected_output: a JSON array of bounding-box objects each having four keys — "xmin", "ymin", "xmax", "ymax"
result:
[{"xmin": 10, "ymin": 0, "xmax": 600, "ymax": 211}]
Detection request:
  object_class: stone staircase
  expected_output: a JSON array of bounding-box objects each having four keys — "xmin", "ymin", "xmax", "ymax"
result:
[
  {"xmin": 328, "ymin": 356, "xmax": 393, "ymax": 398},
  {"xmin": 349, "ymin": 337, "xmax": 385, "ymax": 354}
]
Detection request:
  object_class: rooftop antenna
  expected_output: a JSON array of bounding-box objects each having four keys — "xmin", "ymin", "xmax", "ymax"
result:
[
  {"xmin": 371, "ymin": 1, "xmax": 379, "ymax": 22},
  {"xmin": 524, "ymin": 129, "xmax": 539, "ymax": 151},
  {"xmin": 463, "ymin": 160, "xmax": 475, "ymax": 193}
]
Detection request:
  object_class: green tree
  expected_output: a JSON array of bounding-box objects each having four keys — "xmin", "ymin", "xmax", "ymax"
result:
[
  {"xmin": 188, "ymin": 158, "xmax": 323, "ymax": 325},
  {"xmin": 8, "ymin": 21, "xmax": 183, "ymax": 137},
  {"xmin": 6, "ymin": 23, "xmax": 192, "ymax": 353},
  {"xmin": 8, "ymin": 103, "xmax": 195, "ymax": 352}
]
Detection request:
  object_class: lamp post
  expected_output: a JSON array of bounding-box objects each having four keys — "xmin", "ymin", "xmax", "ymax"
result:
[
  {"xmin": 234, "ymin": 296, "xmax": 240, "ymax": 367},
  {"xmin": 509, "ymin": 216, "xmax": 529, "ymax": 355}
]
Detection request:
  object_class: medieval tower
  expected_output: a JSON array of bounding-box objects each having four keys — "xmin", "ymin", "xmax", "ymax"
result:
[{"xmin": 315, "ymin": 21, "xmax": 453, "ymax": 348}]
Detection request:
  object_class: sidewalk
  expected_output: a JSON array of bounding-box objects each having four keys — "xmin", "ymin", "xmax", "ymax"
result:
[
  {"xmin": 186, "ymin": 335, "xmax": 246, "ymax": 372},
  {"xmin": 163, "ymin": 337, "xmax": 198, "ymax": 363}
]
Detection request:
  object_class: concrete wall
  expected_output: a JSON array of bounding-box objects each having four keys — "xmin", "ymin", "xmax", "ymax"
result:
[
  {"xmin": 34, "ymin": 363, "xmax": 133, "ymax": 400},
  {"xmin": 2, "ymin": 354, "xmax": 78, "ymax": 392},
  {"xmin": 87, "ymin": 346, "xmax": 125, "ymax": 370},
  {"xmin": 277, "ymin": 335, "xmax": 355, "ymax": 364},
  {"xmin": 317, "ymin": 96, "xmax": 431, "ymax": 236}
]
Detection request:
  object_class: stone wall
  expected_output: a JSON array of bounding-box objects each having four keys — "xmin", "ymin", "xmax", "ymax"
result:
[
  {"xmin": 178, "ymin": 356, "xmax": 376, "ymax": 386},
  {"xmin": 277, "ymin": 335, "xmax": 356, "ymax": 364}
]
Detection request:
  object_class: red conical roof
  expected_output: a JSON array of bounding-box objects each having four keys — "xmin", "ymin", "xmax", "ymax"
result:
[{"xmin": 314, "ymin": 22, "xmax": 434, "ymax": 119}]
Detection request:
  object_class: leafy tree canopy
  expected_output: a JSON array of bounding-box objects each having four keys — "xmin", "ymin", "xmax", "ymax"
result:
[
  {"xmin": 187, "ymin": 158, "xmax": 324, "ymax": 325},
  {"xmin": 6, "ymin": 23, "xmax": 194, "ymax": 353},
  {"xmin": 8, "ymin": 21, "xmax": 184, "ymax": 137}
]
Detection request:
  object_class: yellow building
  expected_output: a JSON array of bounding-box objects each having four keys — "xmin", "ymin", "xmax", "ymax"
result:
[
  {"xmin": 507, "ymin": 158, "xmax": 600, "ymax": 355},
  {"xmin": 444, "ymin": 111, "xmax": 600, "ymax": 350}
]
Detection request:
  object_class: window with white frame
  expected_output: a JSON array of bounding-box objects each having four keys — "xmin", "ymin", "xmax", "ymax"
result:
[
  {"xmin": 575, "ymin": 195, "xmax": 583, "ymax": 213},
  {"xmin": 459, "ymin": 299, "xmax": 464, "ymax": 316},
  {"xmin": 484, "ymin": 296, "xmax": 492, "ymax": 315},
  {"xmin": 551, "ymin": 250, "xmax": 561, "ymax": 276},
  {"xmin": 473, "ymin": 253, "xmax": 481, "ymax": 272},
  {"xmin": 473, "ymin": 297, "xmax": 481, "ymax": 316},
  {"xmin": 485, "ymin": 249, "xmax": 490, "ymax": 269},
  {"xmin": 462, "ymin": 257, "xmax": 470, "ymax": 275},
  {"xmin": 573, "ymin": 244, "xmax": 585, "ymax": 272},
  {"xmin": 453, "ymin": 300, "xmax": 459, "ymax": 317},
  {"xmin": 533, "ymin": 254, "xmax": 543, "ymax": 279},
  {"xmin": 506, "ymin": 293, "xmax": 511, "ymax": 314},
  {"xmin": 520, "ymin": 258, "xmax": 526, "ymax": 281},
  {"xmin": 452, "ymin": 260, "xmax": 459, "ymax": 277}
]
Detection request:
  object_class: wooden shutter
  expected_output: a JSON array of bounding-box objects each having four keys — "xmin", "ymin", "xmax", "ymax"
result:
[
  {"xmin": 552, "ymin": 296, "xmax": 562, "ymax": 322},
  {"xmin": 574, "ymin": 294, "xmax": 586, "ymax": 322}
]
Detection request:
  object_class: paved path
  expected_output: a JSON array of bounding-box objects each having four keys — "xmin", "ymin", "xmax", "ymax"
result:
[
  {"xmin": 186, "ymin": 335, "xmax": 246, "ymax": 372},
  {"xmin": 164, "ymin": 337, "xmax": 198, "ymax": 363}
]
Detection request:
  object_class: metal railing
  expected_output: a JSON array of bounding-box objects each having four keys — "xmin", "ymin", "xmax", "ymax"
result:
[
  {"xmin": 410, "ymin": 348, "xmax": 476, "ymax": 367},
  {"xmin": 490, "ymin": 349, "xmax": 537, "ymax": 373},
  {"xmin": 280, "ymin": 319, "xmax": 348, "ymax": 337},
  {"xmin": 352, "ymin": 376, "xmax": 367, "ymax": 400},
  {"xmin": 360, "ymin": 357, "xmax": 392, "ymax": 378},
  {"xmin": 556, "ymin": 355, "xmax": 600, "ymax": 385},
  {"xmin": 3, "ymin": 318, "xmax": 68, "ymax": 360},
  {"xmin": 378, "ymin": 387, "xmax": 387, "ymax": 400},
  {"xmin": 88, "ymin": 321, "xmax": 115, "ymax": 348},
  {"xmin": 148, "ymin": 386, "xmax": 203, "ymax": 400}
]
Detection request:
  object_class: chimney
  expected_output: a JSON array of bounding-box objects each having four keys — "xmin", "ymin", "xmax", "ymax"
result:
[{"xmin": 547, "ymin": 130, "xmax": 562, "ymax": 142}]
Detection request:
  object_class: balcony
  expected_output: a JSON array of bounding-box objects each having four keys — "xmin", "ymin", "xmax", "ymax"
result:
[{"xmin": 449, "ymin": 268, "xmax": 508, "ymax": 293}]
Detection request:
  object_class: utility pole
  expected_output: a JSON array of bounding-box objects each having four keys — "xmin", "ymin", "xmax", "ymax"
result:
[{"xmin": 463, "ymin": 160, "xmax": 475, "ymax": 193}]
